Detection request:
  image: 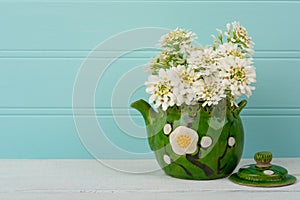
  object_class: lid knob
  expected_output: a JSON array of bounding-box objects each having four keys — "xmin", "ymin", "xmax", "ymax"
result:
[{"xmin": 254, "ymin": 151, "xmax": 272, "ymax": 168}]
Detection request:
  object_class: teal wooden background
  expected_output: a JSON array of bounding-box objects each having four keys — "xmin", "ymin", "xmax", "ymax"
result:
[{"xmin": 0, "ymin": 1, "xmax": 300, "ymax": 159}]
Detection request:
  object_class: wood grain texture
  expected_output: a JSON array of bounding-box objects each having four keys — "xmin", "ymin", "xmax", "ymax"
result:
[{"xmin": 0, "ymin": 159, "xmax": 298, "ymax": 199}]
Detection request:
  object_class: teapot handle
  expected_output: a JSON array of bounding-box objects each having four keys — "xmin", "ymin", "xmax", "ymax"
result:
[{"xmin": 234, "ymin": 100, "xmax": 247, "ymax": 117}]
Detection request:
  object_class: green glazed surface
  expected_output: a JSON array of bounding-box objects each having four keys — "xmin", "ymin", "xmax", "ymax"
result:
[
  {"xmin": 237, "ymin": 164, "xmax": 287, "ymax": 182},
  {"xmin": 229, "ymin": 151, "xmax": 297, "ymax": 187},
  {"xmin": 131, "ymin": 99, "xmax": 247, "ymax": 180},
  {"xmin": 230, "ymin": 173, "xmax": 296, "ymax": 187}
]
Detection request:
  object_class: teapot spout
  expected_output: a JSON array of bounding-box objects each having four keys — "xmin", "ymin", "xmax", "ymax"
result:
[
  {"xmin": 131, "ymin": 99, "xmax": 156, "ymax": 125},
  {"xmin": 131, "ymin": 99, "xmax": 166, "ymax": 151}
]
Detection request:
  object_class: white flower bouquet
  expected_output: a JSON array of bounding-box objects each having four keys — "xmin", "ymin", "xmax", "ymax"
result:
[{"xmin": 145, "ymin": 22, "xmax": 256, "ymax": 111}]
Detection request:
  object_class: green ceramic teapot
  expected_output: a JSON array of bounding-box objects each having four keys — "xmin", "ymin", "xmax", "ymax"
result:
[{"xmin": 131, "ymin": 99, "xmax": 247, "ymax": 180}]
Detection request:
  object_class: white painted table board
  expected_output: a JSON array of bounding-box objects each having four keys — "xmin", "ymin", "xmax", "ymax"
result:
[{"xmin": 0, "ymin": 159, "xmax": 299, "ymax": 200}]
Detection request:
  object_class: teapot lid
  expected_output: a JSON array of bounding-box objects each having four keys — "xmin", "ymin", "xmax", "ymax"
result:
[{"xmin": 229, "ymin": 151, "xmax": 296, "ymax": 187}]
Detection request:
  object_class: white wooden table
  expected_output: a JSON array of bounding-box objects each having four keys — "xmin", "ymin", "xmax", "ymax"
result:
[{"xmin": 0, "ymin": 159, "xmax": 299, "ymax": 200}]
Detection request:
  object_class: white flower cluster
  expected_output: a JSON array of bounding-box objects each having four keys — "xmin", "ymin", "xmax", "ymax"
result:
[{"xmin": 145, "ymin": 22, "xmax": 256, "ymax": 111}]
